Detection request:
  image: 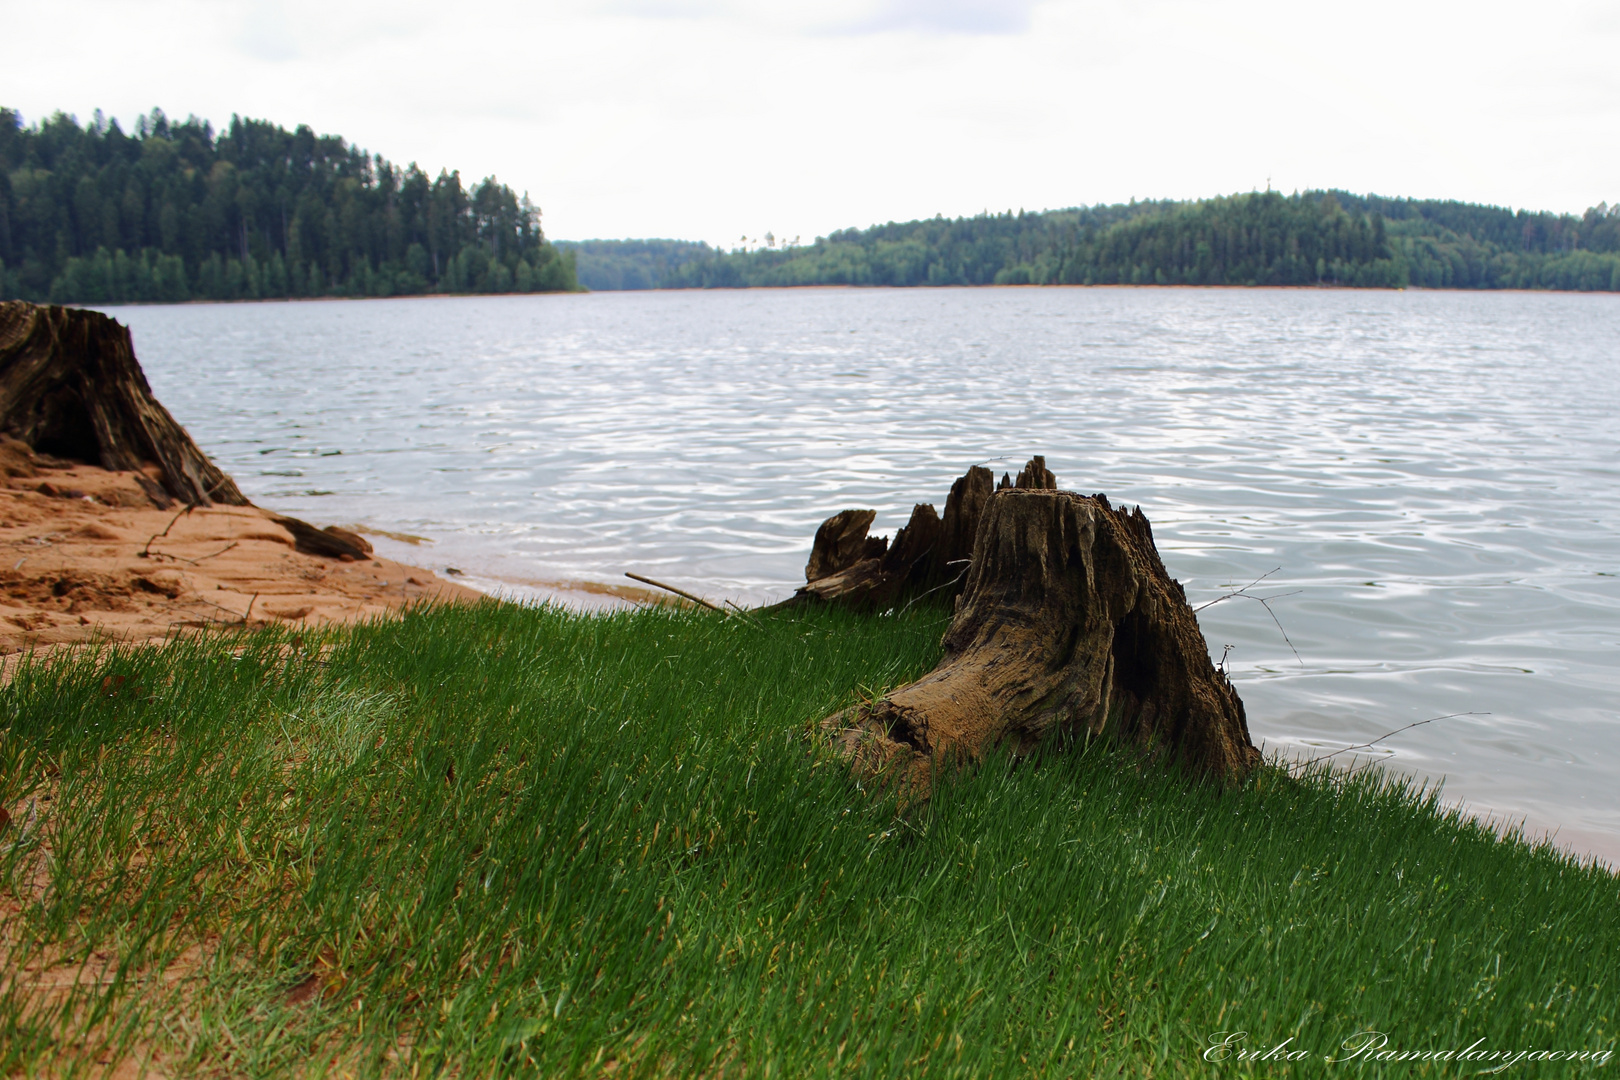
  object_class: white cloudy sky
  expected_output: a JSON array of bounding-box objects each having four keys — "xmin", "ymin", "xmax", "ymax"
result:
[{"xmin": 4, "ymin": 0, "xmax": 1618, "ymax": 244}]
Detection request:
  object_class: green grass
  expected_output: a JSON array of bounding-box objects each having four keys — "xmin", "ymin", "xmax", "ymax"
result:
[{"xmin": 1, "ymin": 601, "xmax": 1615, "ymax": 1077}]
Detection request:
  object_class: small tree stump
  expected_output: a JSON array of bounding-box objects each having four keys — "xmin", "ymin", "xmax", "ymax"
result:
[
  {"xmin": 0, "ymin": 301, "xmax": 247, "ymax": 507},
  {"xmin": 0, "ymin": 302, "xmax": 373, "ymax": 561},
  {"xmin": 823, "ymin": 487, "xmax": 1259, "ymax": 789}
]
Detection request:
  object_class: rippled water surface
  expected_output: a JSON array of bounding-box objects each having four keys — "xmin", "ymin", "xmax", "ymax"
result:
[{"xmin": 101, "ymin": 288, "xmax": 1620, "ymax": 862}]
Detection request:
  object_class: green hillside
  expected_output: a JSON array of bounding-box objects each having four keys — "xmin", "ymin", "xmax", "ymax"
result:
[
  {"xmin": 657, "ymin": 191, "xmax": 1620, "ymax": 292},
  {"xmin": 0, "ymin": 107, "xmax": 577, "ymax": 304}
]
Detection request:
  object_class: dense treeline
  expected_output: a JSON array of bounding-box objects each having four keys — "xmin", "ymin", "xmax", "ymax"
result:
[
  {"xmin": 555, "ymin": 239, "xmax": 714, "ymax": 291},
  {"xmin": 0, "ymin": 107, "xmax": 577, "ymax": 304},
  {"xmin": 656, "ymin": 191, "xmax": 1620, "ymax": 292}
]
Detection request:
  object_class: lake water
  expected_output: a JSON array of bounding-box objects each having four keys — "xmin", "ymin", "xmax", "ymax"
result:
[{"xmin": 98, "ymin": 288, "xmax": 1620, "ymax": 865}]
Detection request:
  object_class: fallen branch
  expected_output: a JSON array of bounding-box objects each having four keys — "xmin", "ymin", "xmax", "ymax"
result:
[
  {"xmin": 267, "ymin": 514, "xmax": 372, "ymax": 560},
  {"xmin": 625, "ymin": 572, "xmax": 723, "ymax": 613},
  {"xmin": 1193, "ymin": 568, "xmax": 1281, "ymax": 611},
  {"xmin": 173, "ymin": 592, "xmax": 260, "ymax": 629},
  {"xmin": 722, "ymin": 599, "xmax": 767, "ymax": 629}
]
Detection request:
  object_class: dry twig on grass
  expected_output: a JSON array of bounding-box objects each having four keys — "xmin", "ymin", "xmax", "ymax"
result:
[
  {"xmin": 625, "ymin": 572, "xmax": 723, "ymax": 612},
  {"xmin": 181, "ymin": 541, "xmax": 238, "ymax": 565},
  {"xmin": 627, "ymin": 572, "xmax": 764, "ymax": 627}
]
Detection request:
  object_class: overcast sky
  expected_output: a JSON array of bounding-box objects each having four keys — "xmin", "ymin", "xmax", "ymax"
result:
[{"xmin": 5, "ymin": 0, "xmax": 1618, "ymax": 245}]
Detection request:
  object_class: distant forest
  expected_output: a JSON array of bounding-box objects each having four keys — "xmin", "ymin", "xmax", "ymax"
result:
[
  {"xmin": 589, "ymin": 193, "xmax": 1620, "ymax": 293},
  {"xmin": 0, "ymin": 107, "xmax": 577, "ymax": 304},
  {"xmin": 6, "ymin": 105, "xmax": 1617, "ymax": 304}
]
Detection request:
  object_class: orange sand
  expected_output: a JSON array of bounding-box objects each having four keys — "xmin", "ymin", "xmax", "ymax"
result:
[{"xmin": 0, "ymin": 448, "xmax": 482, "ymax": 658}]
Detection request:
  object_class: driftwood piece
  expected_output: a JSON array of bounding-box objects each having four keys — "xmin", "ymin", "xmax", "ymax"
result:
[
  {"xmin": 822, "ymin": 487, "xmax": 1259, "ymax": 788},
  {"xmin": 0, "ymin": 302, "xmax": 248, "ymax": 507},
  {"xmin": 268, "ymin": 515, "xmax": 374, "ymax": 561}
]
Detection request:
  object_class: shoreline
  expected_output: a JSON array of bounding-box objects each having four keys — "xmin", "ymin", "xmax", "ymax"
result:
[
  {"xmin": 8, "ymin": 451, "xmax": 1615, "ymax": 871},
  {"xmin": 67, "ymin": 281, "xmax": 1620, "ymax": 309}
]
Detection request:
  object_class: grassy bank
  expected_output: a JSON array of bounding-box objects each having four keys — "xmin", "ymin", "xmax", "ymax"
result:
[{"xmin": 1, "ymin": 602, "xmax": 1615, "ymax": 1077}]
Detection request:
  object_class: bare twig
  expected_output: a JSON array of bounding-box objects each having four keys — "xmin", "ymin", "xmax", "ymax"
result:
[
  {"xmin": 1193, "ymin": 568, "xmax": 1281, "ymax": 611},
  {"xmin": 172, "ymin": 592, "xmax": 260, "ymax": 629},
  {"xmin": 1193, "ymin": 568, "xmax": 1304, "ymax": 666},
  {"xmin": 898, "ymin": 564, "xmax": 971, "ymax": 614},
  {"xmin": 191, "ymin": 596, "xmax": 244, "ymax": 619},
  {"xmin": 140, "ymin": 505, "xmax": 195, "ymax": 558},
  {"xmin": 625, "ymin": 572, "xmax": 723, "ymax": 613},
  {"xmin": 1294, "ymin": 712, "xmax": 1490, "ymax": 772}
]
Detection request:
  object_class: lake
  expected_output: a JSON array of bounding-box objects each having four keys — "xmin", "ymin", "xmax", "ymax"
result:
[{"xmin": 99, "ymin": 286, "xmax": 1620, "ymax": 865}]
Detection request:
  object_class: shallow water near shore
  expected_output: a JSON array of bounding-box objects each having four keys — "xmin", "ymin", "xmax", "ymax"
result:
[{"xmin": 97, "ymin": 287, "xmax": 1620, "ymax": 864}]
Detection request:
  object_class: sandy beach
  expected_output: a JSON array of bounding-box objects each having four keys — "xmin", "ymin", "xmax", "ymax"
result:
[{"xmin": 0, "ymin": 440, "xmax": 482, "ymax": 660}]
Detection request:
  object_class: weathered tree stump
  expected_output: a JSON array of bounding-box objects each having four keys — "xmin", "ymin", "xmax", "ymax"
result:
[
  {"xmin": 0, "ymin": 301, "xmax": 247, "ymax": 506},
  {"xmin": 822, "ymin": 487, "xmax": 1259, "ymax": 788}
]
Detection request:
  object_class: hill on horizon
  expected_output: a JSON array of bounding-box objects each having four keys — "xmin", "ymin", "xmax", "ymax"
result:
[{"xmin": 573, "ymin": 191, "xmax": 1620, "ymax": 293}]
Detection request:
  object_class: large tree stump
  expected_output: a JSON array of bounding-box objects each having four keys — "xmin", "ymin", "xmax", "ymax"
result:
[
  {"xmin": 823, "ymin": 487, "xmax": 1259, "ymax": 788},
  {"xmin": 0, "ymin": 301, "xmax": 247, "ymax": 507}
]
